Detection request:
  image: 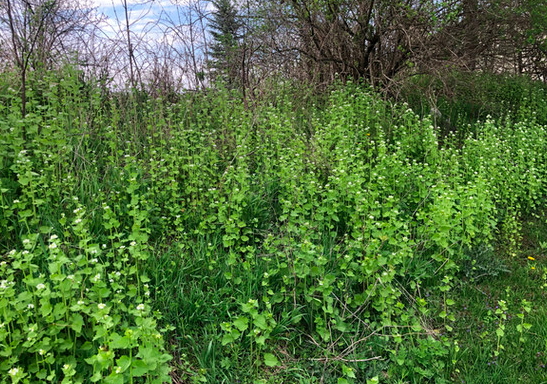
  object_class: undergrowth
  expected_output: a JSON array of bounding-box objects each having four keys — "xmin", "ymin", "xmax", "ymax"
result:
[{"xmin": 1, "ymin": 69, "xmax": 546, "ymax": 383}]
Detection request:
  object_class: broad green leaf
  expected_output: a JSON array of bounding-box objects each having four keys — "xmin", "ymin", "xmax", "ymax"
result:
[
  {"xmin": 70, "ymin": 313, "xmax": 84, "ymax": 334},
  {"xmin": 131, "ymin": 360, "xmax": 149, "ymax": 376},
  {"xmin": 110, "ymin": 333, "xmax": 131, "ymax": 349},
  {"xmin": 233, "ymin": 316, "xmax": 249, "ymax": 332},
  {"xmin": 264, "ymin": 353, "xmax": 279, "ymax": 367},
  {"xmin": 117, "ymin": 356, "xmax": 131, "ymax": 372}
]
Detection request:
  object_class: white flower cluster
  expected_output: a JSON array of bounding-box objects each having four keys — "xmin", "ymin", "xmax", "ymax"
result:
[{"xmin": 0, "ymin": 280, "xmax": 15, "ymax": 290}]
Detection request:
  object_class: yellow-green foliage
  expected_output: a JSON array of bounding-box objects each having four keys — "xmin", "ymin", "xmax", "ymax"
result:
[{"xmin": 1, "ymin": 70, "xmax": 547, "ymax": 383}]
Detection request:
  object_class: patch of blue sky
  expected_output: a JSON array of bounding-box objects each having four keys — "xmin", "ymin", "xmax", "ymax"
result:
[{"xmin": 91, "ymin": 0, "xmax": 213, "ymax": 40}]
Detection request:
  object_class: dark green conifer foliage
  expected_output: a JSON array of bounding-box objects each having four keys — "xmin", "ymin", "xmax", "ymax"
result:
[{"xmin": 209, "ymin": 0, "xmax": 242, "ymax": 87}]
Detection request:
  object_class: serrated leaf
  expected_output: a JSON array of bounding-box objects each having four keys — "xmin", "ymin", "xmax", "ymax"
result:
[
  {"xmin": 117, "ymin": 355, "xmax": 131, "ymax": 372},
  {"xmin": 222, "ymin": 330, "xmax": 240, "ymax": 346},
  {"xmin": 104, "ymin": 374, "xmax": 124, "ymax": 384},
  {"xmin": 131, "ymin": 360, "xmax": 149, "ymax": 376},
  {"xmin": 140, "ymin": 275, "xmax": 150, "ymax": 283},
  {"xmin": 138, "ymin": 346, "xmax": 158, "ymax": 368},
  {"xmin": 253, "ymin": 314, "xmax": 267, "ymax": 330},
  {"xmin": 110, "ymin": 333, "xmax": 131, "ymax": 349},
  {"xmin": 70, "ymin": 313, "xmax": 84, "ymax": 334},
  {"xmin": 264, "ymin": 353, "xmax": 279, "ymax": 367},
  {"xmin": 233, "ymin": 316, "xmax": 248, "ymax": 332}
]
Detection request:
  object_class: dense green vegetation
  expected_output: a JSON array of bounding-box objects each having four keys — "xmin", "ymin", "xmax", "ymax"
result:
[{"xmin": 1, "ymin": 69, "xmax": 547, "ymax": 383}]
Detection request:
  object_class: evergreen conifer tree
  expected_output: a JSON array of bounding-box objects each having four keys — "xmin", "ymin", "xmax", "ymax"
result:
[{"xmin": 208, "ymin": 0, "xmax": 242, "ymax": 87}]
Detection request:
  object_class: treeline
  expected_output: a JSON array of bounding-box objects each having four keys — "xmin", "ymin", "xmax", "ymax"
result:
[{"xmin": 1, "ymin": 0, "xmax": 546, "ymax": 101}]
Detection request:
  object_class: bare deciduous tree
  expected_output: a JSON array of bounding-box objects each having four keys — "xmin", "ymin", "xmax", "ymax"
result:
[{"xmin": 1, "ymin": 0, "xmax": 96, "ymax": 131}]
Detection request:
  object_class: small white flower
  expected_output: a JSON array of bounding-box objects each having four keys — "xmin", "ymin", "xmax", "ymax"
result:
[
  {"xmin": 13, "ymin": 199, "xmax": 20, "ymax": 204},
  {"xmin": 23, "ymin": 239, "xmax": 30, "ymax": 245},
  {"xmin": 90, "ymin": 258, "xmax": 98, "ymax": 264},
  {"xmin": 28, "ymin": 303, "xmax": 34, "ymax": 309},
  {"xmin": 67, "ymin": 275, "xmax": 74, "ymax": 281},
  {"xmin": 36, "ymin": 283, "xmax": 46, "ymax": 290},
  {"xmin": 22, "ymin": 250, "xmax": 29, "ymax": 255},
  {"xmin": 39, "ymin": 349, "xmax": 46, "ymax": 355},
  {"xmin": 8, "ymin": 249, "xmax": 16, "ymax": 256},
  {"xmin": 63, "ymin": 364, "xmax": 70, "ymax": 371},
  {"xmin": 49, "ymin": 234, "xmax": 58, "ymax": 241},
  {"xmin": 130, "ymin": 241, "xmax": 136, "ymax": 247},
  {"xmin": 77, "ymin": 300, "xmax": 84, "ymax": 305},
  {"xmin": 74, "ymin": 218, "xmax": 82, "ymax": 224},
  {"xmin": 136, "ymin": 304, "xmax": 145, "ymax": 311},
  {"xmin": 48, "ymin": 242, "xmax": 57, "ymax": 250},
  {"xmin": 8, "ymin": 367, "xmax": 19, "ymax": 376},
  {"xmin": 115, "ymin": 366, "xmax": 122, "ymax": 374},
  {"xmin": 98, "ymin": 303, "xmax": 106, "ymax": 310},
  {"xmin": 92, "ymin": 273, "xmax": 100, "ymax": 282}
]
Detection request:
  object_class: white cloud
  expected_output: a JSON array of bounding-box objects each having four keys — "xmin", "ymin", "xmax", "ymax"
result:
[
  {"xmin": 86, "ymin": 0, "xmax": 211, "ymax": 88},
  {"xmin": 91, "ymin": 0, "xmax": 154, "ymax": 7},
  {"xmin": 90, "ymin": 0, "xmax": 201, "ymax": 9}
]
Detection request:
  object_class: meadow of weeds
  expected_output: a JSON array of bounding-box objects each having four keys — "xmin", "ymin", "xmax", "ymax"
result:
[{"xmin": 1, "ymin": 70, "xmax": 547, "ymax": 383}]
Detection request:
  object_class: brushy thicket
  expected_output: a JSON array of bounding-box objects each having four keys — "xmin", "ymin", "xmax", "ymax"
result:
[{"xmin": 1, "ymin": 69, "xmax": 547, "ymax": 383}]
